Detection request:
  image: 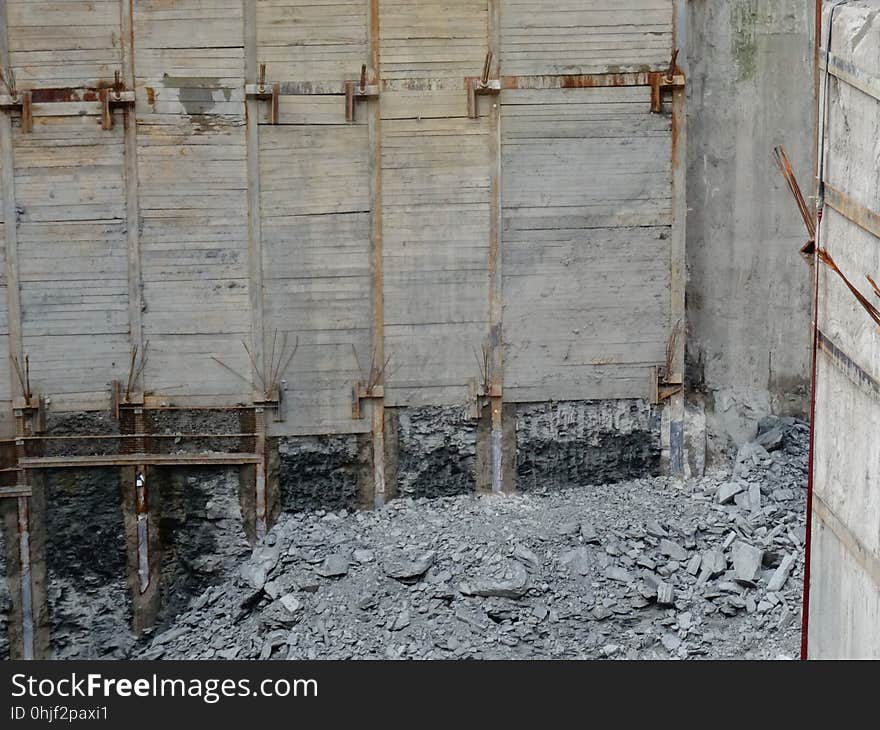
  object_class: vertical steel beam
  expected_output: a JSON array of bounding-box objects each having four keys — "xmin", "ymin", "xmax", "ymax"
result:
[
  {"xmin": 367, "ymin": 0, "xmax": 387, "ymax": 507},
  {"xmin": 668, "ymin": 5, "xmax": 688, "ymax": 476},
  {"xmin": 135, "ymin": 470, "xmax": 150, "ymax": 593},
  {"xmin": 254, "ymin": 407, "xmax": 267, "ymax": 538},
  {"xmin": 120, "ymin": 0, "xmax": 145, "ymax": 386},
  {"xmin": 16, "ymin": 494, "xmax": 33, "ymax": 660},
  {"xmin": 244, "ymin": 0, "xmax": 267, "ymax": 381},
  {"xmin": 487, "ymin": 0, "xmax": 505, "ymax": 493}
]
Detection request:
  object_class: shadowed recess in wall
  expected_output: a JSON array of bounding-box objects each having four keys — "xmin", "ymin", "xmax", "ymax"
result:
[
  {"xmin": 516, "ymin": 402, "xmax": 662, "ymax": 491},
  {"xmin": 45, "ymin": 468, "xmax": 129, "ymax": 659},
  {"xmin": 278, "ymin": 436, "xmax": 362, "ymax": 514},
  {"xmin": 395, "ymin": 407, "xmax": 477, "ymax": 499},
  {"xmin": 156, "ymin": 469, "xmax": 250, "ymax": 631}
]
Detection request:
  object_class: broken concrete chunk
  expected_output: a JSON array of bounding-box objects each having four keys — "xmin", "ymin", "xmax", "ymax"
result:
[
  {"xmin": 755, "ymin": 427, "xmax": 784, "ymax": 452},
  {"xmin": 580, "ymin": 522, "xmax": 600, "ymax": 544},
  {"xmin": 459, "ymin": 561, "xmax": 531, "ymax": 599},
  {"xmin": 251, "ymin": 545, "xmax": 281, "ymax": 575},
  {"xmin": 717, "ymin": 481, "xmax": 745, "ymax": 505},
  {"xmin": 559, "ymin": 547, "xmax": 593, "ymax": 576},
  {"xmin": 656, "ymin": 582, "xmax": 675, "ymax": 606},
  {"xmin": 604, "ymin": 566, "xmax": 633, "ymax": 584},
  {"xmin": 767, "ymin": 554, "xmax": 796, "ymax": 592},
  {"xmin": 685, "ymin": 554, "xmax": 702, "ymax": 576},
  {"xmin": 660, "ymin": 633, "xmax": 681, "ymax": 652},
  {"xmin": 646, "ymin": 520, "xmax": 668, "ymax": 539},
  {"xmin": 315, "ymin": 553, "xmax": 349, "ymax": 578},
  {"xmin": 702, "ymin": 549, "xmax": 727, "ymax": 577},
  {"xmin": 731, "ymin": 541, "xmax": 764, "ymax": 584},
  {"xmin": 280, "ymin": 595, "xmax": 302, "ymax": 614},
  {"xmin": 748, "ymin": 483, "xmax": 762, "ymax": 513},
  {"xmin": 513, "ymin": 544, "xmax": 541, "ymax": 571},
  {"xmin": 383, "ymin": 552, "xmax": 436, "ymax": 584},
  {"xmin": 353, "ymin": 549, "xmax": 374, "ymax": 564},
  {"xmin": 239, "ymin": 562, "xmax": 267, "ymax": 591},
  {"xmin": 659, "ymin": 539, "xmax": 688, "ymax": 561}
]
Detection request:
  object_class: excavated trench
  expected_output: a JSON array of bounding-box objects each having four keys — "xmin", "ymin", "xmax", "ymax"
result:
[{"xmin": 0, "ymin": 399, "xmax": 665, "ymax": 657}]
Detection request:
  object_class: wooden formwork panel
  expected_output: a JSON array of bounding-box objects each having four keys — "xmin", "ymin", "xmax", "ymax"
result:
[
  {"xmin": 256, "ymin": 0, "xmax": 367, "ymax": 88},
  {"xmin": 13, "ymin": 115, "xmax": 129, "ymax": 411},
  {"xmin": 809, "ymin": 1, "xmax": 880, "ymax": 658},
  {"xmin": 133, "ymin": 2, "xmax": 252, "ymax": 403},
  {"xmin": 500, "ymin": 0, "xmax": 674, "ymax": 76},
  {"xmin": 379, "ymin": 0, "xmax": 488, "ymax": 81},
  {"xmin": 259, "ymin": 115, "xmax": 372, "ymax": 433},
  {"xmin": 6, "ymin": 0, "xmax": 122, "ymax": 86},
  {"xmin": 0, "ymin": 0, "xmax": 684, "ymax": 435},
  {"xmin": 502, "ymin": 87, "xmax": 673, "ymax": 402}
]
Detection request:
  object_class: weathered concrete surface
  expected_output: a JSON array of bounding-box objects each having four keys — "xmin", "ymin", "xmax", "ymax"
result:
[
  {"xmin": 516, "ymin": 401, "xmax": 661, "ymax": 491},
  {"xmin": 686, "ymin": 0, "xmax": 815, "ymax": 453},
  {"xmin": 808, "ymin": 0, "xmax": 880, "ymax": 659}
]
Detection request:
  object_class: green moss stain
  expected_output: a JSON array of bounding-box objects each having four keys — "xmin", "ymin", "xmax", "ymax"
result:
[{"xmin": 731, "ymin": 0, "xmax": 758, "ymax": 82}]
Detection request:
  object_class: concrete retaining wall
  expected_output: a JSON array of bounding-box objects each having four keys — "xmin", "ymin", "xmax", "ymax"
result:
[{"xmin": 808, "ymin": 0, "xmax": 880, "ymax": 659}]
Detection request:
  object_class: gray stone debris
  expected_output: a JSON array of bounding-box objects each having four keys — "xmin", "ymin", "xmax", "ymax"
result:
[
  {"xmin": 767, "ymin": 554, "xmax": 796, "ymax": 592},
  {"xmin": 383, "ymin": 552, "xmax": 436, "ymax": 584},
  {"xmin": 731, "ymin": 541, "xmax": 764, "ymax": 584},
  {"xmin": 559, "ymin": 547, "xmax": 593, "ymax": 576},
  {"xmin": 659, "ymin": 539, "xmax": 688, "ymax": 561},
  {"xmin": 656, "ymin": 582, "xmax": 675, "ymax": 606},
  {"xmin": 239, "ymin": 563, "xmax": 267, "ymax": 591},
  {"xmin": 123, "ymin": 418, "xmax": 808, "ymax": 662},
  {"xmin": 315, "ymin": 554, "xmax": 349, "ymax": 578},
  {"xmin": 459, "ymin": 561, "xmax": 531, "ymax": 599},
  {"xmin": 580, "ymin": 522, "xmax": 600, "ymax": 544},
  {"xmin": 717, "ymin": 481, "xmax": 745, "ymax": 505},
  {"xmin": 605, "ymin": 566, "xmax": 633, "ymax": 584}
]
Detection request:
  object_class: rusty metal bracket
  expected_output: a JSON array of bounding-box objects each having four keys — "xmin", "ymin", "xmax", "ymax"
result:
[
  {"xmin": 111, "ymin": 380, "xmax": 145, "ymax": 421},
  {"xmin": 245, "ymin": 63, "xmax": 280, "ymax": 124},
  {"xmin": 0, "ymin": 84, "xmax": 134, "ymax": 133},
  {"xmin": 467, "ymin": 53, "xmax": 501, "ymax": 119},
  {"xmin": 253, "ymin": 386, "xmax": 284, "ymax": 423},
  {"xmin": 351, "ymin": 382, "xmax": 384, "ymax": 420},
  {"xmin": 651, "ymin": 365, "xmax": 683, "ymax": 405},
  {"xmin": 467, "ymin": 378, "xmax": 502, "ymax": 420},
  {"xmin": 649, "ymin": 50, "xmax": 685, "ymax": 113},
  {"xmin": 13, "ymin": 395, "xmax": 46, "ymax": 435},
  {"xmin": 0, "ymin": 90, "xmax": 32, "ymax": 133},
  {"xmin": 344, "ymin": 65, "xmax": 379, "ymax": 123}
]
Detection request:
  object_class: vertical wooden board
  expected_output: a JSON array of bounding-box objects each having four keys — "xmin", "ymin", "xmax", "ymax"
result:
[
  {"xmin": 379, "ymin": 0, "xmax": 489, "ymax": 81},
  {"xmin": 259, "ymin": 122, "xmax": 372, "ymax": 432},
  {"xmin": 502, "ymin": 87, "xmax": 673, "ymax": 402},
  {"xmin": 377, "ymin": 2, "xmax": 492, "ymax": 405},
  {"xmin": 256, "ymin": 0, "xmax": 367, "ymax": 88},
  {"xmin": 381, "ymin": 107, "xmax": 491, "ymax": 405},
  {"xmin": 0, "ymin": 149, "xmax": 10, "ymax": 407},
  {"xmin": 12, "ymin": 115, "xmax": 129, "ymax": 407},
  {"xmin": 500, "ymin": 0, "xmax": 674, "ymax": 76},
  {"xmin": 7, "ymin": 0, "xmax": 122, "ymax": 86},
  {"xmin": 134, "ymin": 2, "xmax": 252, "ymax": 400}
]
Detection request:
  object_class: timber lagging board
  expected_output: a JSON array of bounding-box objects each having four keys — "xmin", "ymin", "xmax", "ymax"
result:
[{"xmin": 0, "ymin": 0, "xmax": 685, "ymax": 438}]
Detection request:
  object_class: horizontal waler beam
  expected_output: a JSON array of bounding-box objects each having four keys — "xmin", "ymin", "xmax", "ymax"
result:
[
  {"xmin": 499, "ymin": 72, "xmax": 685, "ymax": 90},
  {"xmin": 17, "ymin": 452, "xmax": 261, "ymax": 469},
  {"xmin": 819, "ymin": 49, "xmax": 880, "ymax": 104}
]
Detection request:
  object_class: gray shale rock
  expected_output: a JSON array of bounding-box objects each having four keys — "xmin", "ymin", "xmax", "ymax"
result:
[{"xmin": 459, "ymin": 561, "xmax": 531, "ymax": 599}]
